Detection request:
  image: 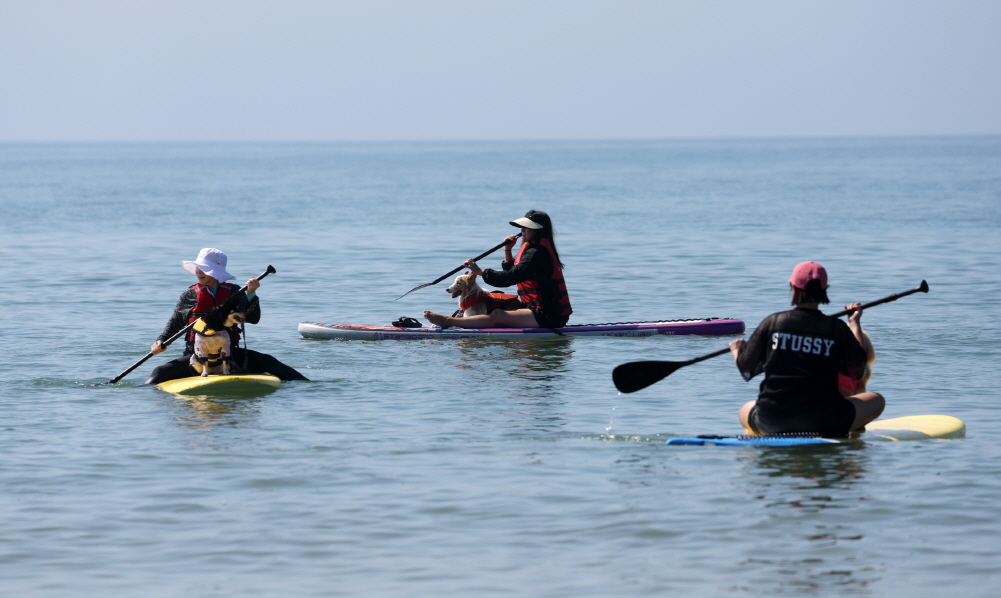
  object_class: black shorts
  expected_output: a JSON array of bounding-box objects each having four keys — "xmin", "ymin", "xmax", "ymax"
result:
[
  {"xmin": 749, "ymin": 398, "xmax": 857, "ymax": 437},
  {"xmin": 529, "ymin": 307, "xmax": 569, "ymax": 330}
]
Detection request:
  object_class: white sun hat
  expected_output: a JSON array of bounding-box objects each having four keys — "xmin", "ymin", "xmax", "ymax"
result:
[{"xmin": 182, "ymin": 248, "xmax": 235, "ymax": 282}]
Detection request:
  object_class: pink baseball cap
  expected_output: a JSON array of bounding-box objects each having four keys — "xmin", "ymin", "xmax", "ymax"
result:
[{"xmin": 789, "ymin": 261, "xmax": 828, "ymax": 290}]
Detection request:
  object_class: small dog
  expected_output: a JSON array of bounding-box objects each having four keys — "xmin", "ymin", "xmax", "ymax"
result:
[
  {"xmin": 857, "ymin": 330, "xmax": 875, "ymax": 392},
  {"xmin": 839, "ymin": 330, "xmax": 875, "ymax": 396},
  {"xmin": 189, "ymin": 303, "xmax": 246, "ymax": 376},
  {"xmin": 446, "ymin": 271, "xmax": 522, "ymax": 317}
]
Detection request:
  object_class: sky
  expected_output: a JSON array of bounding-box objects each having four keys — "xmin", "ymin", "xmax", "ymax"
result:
[{"xmin": 1, "ymin": 0, "xmax": 999, "ymax": 142}]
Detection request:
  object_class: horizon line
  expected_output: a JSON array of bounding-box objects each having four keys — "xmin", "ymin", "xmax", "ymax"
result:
[{"xmin": 1, "ymin": 132, "xmax": 999, "ymax": 145}]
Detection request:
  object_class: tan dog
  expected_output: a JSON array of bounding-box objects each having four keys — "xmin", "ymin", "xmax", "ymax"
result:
[
  {"xmin": 839, "ymin": 329, "xmax": 875, "ymax": 396},
  {"xmin": 446, "ymin": 271, "xmax": 522, "ymax": 317},
  {"xmin": 857, "ymin": 330, "xmax": 875, "ymax": 392},
  {"xmin": 189, "ymin": 304, "xmax": 246, "ymax": 377}
]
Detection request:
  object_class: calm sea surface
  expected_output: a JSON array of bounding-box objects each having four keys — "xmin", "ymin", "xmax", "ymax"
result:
[{"xmin": 1, "ymin": 138, "xmax": 999, "ymax": 597}]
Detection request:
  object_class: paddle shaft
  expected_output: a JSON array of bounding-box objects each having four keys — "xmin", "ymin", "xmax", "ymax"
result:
[
  {"xmin": 396, "ymin": 233, "xmax": 522, "ymax": 300},
  {"xmin": 107, "ymin": 265, "xmax": 276, "ymax": 384},
  {"xmin": 612, "ymin": 280, "xmax": 929, "ymax": 393},
  {"xmin": 829, "ymin": 279, "xmax": 928, "ymax": 318}
]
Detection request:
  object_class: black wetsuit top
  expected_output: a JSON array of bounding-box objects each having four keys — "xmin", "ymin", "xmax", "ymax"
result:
[
  {"xmin": 480, "ymin": 244, "xmax": 571, "ymax": 328},
  {"xmin": 156, "ymin": 285, "xmax": 260, "ymax": 355},
  {"xmin": 735, "ymin": 307, "xmax": 867, "ymax": 436}
]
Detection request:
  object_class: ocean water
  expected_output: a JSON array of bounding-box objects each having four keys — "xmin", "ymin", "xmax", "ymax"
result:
[{"xmin": 1, "ymin": 137, "xmax": 999, "ymax": 597}]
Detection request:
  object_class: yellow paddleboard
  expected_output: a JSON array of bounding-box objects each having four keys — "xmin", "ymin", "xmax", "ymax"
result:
[
  {"xmin": 861, "ymin": 414, "xmax": 966, "ymax": 441},
  {"xmin": 156, "ymin": 374, "xmax": 282, "ymax": 396}
]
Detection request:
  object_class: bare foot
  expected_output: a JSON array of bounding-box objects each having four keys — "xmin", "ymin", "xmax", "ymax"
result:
[{"xmin": 423, "ymin": 311, "xmax": 451, "ymax": 328}]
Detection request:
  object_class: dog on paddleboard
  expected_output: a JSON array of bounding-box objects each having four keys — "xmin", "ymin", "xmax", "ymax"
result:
[
  {"xmin": 189, "ymin": 303, "xmax": 246, "ymax": 376},
  {"xmin": 446, "ymin": 271, "xmax": 522, "ymax": 317},
  {"xmin": 857, "ymin": 330, "xmax": 875, "ymax": 392},
  {"xmin": 839, "ymin": 329, "xmax": 875, "ymax": 396}
]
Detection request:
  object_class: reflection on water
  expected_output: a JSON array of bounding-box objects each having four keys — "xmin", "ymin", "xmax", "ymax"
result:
[
  {"xmin": 748, "ymin": 445, "xmax": 869, "ymax": 494},
  {"xmin": 452, "ymin": 337, "xmax": 574, "ymax": 434},
  {"xmin": 733, "ymin": 445, "xmax": 880, "ymax": 595},
  {"xmin": 454, "ymin": 336, "xmax": 572, "ymax": 365},
  {"xmin": 173, "ymin": 394, "xmax": 265, "ymax": 429},
  {"xmin": 452, "ymin": 337, "xmax": 574, "ymax": 390}
]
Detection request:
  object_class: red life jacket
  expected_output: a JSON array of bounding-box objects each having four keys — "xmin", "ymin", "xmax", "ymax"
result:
[
  {"xmin": 187, "ymin": 283, "xmax": 241, "ymax": 343},
  {"xmin": 459, "ymin": 290, "xmax": 519, "ymax": 313},
  {"xmin": 514, "ymin": 238, "xmax": 572, "ymax": 317}
]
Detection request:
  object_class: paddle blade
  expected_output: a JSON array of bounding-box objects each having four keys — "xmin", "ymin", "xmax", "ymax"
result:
[
  {"xmin": 612, "ymin": 360, "xmax": 683, "ymax": 394},
  {"xmin": 396, "ymin": 283, "xmax": 433, "ymax": 300}
]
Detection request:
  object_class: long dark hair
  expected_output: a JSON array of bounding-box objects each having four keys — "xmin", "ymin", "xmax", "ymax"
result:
[{"xmin": 524, "ymin": 210, "xmax": 564, "ymax": 270}]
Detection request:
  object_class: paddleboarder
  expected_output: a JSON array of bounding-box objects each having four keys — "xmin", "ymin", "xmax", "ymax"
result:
[
  {"xmin": 144, "ymin": 248, "xmax": 308, "ymax": 384},
  {"xmin": 728, "ymin": 261, "xmax": 884, "ymax": 436},
  {"xmin": 423, "ymin": 210, "xmax": 572, "ymax": 330}
]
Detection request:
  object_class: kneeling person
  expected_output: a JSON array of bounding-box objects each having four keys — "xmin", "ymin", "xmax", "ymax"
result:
[{"xmin": 145, "ymin": 248, "xmax": 309, "ymax": 385}]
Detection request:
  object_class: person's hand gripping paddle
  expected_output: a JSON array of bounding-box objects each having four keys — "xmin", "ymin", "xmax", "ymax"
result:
[{"xmin": 396, "ymin": 234, "xmax": 521, "ymax": 300}]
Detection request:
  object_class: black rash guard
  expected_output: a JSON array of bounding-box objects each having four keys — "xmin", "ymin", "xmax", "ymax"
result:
[
  {"xmin": 480, "ymin": 244, "xmax": 571, "ymax": 328},
  {"xmin": 146, "ymin": 285, "xmax": 308, "ymax": 384},
  {"xmin": 735, "ymin": 307, "xmax": 867, "ymax": 436},
  {"xmin": 156, "ymin": 285, "xmax": 260, "ymax": 355}
]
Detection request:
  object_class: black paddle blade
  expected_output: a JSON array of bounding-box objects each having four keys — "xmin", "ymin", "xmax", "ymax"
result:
[
  {"xmin": 612, "ymin": 360, "xmax": 684, "ymax": 394},
  {"xmin": 395, "ymin": 233, "xmax": 522, "ymax": 300},
  {"xmin": 396, "ymin": 283, "xmax": 434, "ymax": 300}
]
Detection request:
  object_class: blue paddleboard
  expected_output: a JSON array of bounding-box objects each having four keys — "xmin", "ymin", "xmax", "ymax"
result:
[{"xmin": 665, "ymin": 415, "xmax": 965, "ymax": 446}]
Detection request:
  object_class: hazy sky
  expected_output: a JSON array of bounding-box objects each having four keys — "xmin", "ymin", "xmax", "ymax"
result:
[{"xmin": 1, "ymin": 0, "xmax": 999, "ymax": 141}]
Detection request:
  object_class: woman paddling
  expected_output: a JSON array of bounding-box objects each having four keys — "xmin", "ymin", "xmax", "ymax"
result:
[
  {"xmin": 145, "ymin": 248, "xmax": 308, "ymax": 384},
  {"xmin": 423, "ymin": 210, "xmax": 572, "ymax": 330},
  {"xmin": 728, "ymin": 261, "xmax": 884, "ymax": 436}
]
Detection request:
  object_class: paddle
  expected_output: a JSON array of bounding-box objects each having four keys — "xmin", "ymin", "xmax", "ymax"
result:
[
  {"xmin": 107, "ymin": 265, "xmax": 277, "ymax": 384},
  {"xmin": 395, "ymin": 233, "xmax": 522, "ymax": 300},
  {"xmin": 612, "ymin": 280, "xmax": 929, "ymax": 394}
]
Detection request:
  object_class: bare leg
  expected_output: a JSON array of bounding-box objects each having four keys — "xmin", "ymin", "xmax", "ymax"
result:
[
  {"xmin": 423, "ymin": 308, "xmax": 539, "ymax": 329},
  {"xmin": 846, "ymin": 391, "xmax": 885, "ymax": 431},
  {"xmin": 738, "ymin": 400, "xmax": 757, "ymax": 434}
]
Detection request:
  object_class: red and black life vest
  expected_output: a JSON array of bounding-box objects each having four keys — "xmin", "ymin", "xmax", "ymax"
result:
[
  {"xmin": 514, "ymin": 238, "xmax": 572, "ymax": 318},
  {"xmin": 187, "ymin": 283, "xmax": 241, "ymax": 343},
  {"xmin": 459, "ymin": 290, "xmax": 520, "ymax": 313}
]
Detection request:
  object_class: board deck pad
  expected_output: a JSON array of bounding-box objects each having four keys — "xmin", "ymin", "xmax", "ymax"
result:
[
  {"xmin": 298, "ymin": 318, "xmax": 745, "ymax": 340},
  {"xmin": 156, "ymin": 374, "xmax": 282, "ymax": 396},
  {"xmin": 665, "ymin": 415, "xmax": 965, "ymax": 446}
]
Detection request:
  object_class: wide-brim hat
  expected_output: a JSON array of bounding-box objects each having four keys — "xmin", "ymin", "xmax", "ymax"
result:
[{"xmin": 182, "ymin": 247, "xmax": 235, "ymax": 282}]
